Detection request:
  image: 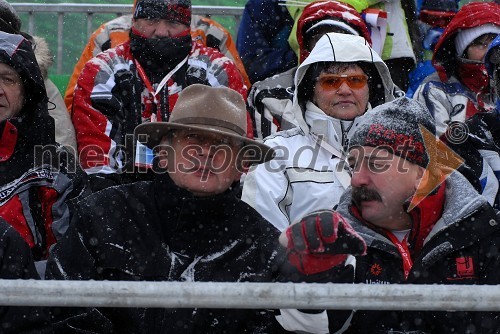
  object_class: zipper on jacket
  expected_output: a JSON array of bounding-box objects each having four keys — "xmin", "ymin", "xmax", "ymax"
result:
[{"xmin": 340, "ymin": 121, "xmax": 353, "ymax": 153}]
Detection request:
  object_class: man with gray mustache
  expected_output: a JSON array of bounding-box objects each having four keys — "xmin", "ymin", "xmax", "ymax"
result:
[{"xmin": 276, "ymin": 97, "xmax": 500, "ymax": 333}]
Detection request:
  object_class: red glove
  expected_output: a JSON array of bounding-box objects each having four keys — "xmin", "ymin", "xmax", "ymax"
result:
[{"xmin": 281, "ymin": 210, "xmax": 367, "ymax": 275}]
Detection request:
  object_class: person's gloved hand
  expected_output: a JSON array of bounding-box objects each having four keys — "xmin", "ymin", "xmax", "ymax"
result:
[{"xmin": 279, "ymin": 210, "xmax": 367, "ymax": 275}]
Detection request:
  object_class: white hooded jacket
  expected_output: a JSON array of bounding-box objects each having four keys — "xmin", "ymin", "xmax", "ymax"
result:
[{"xmin": 242, "ymin": 33, "xmax": 396, "ymax": 231}]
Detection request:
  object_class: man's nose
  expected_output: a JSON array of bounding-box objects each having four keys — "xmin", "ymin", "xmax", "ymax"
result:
[{"xmin": 351, "ymin": 164, "xmax": 370, "ymax": 188}]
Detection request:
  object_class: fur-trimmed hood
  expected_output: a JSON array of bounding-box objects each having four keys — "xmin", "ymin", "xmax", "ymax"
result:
[
  {"xmin": 0, "ymin": 32, "xmax": 52, "ymax": 151},
  {"xmin": 31, "ymin": 35, "xmax": 52, "ymax": 79}
]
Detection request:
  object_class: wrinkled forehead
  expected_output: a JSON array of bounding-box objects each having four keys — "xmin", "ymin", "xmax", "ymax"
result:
[{"xmin": 0, "ymin": 62, "xmax": 19, "ymax": 76}]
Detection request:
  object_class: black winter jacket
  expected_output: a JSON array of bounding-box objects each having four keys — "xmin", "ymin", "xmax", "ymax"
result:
[
  {"xmin": 0, "ymin": 218, "xmax": 52, "ymax": 333},
  {"xmin": 281, "ymin": 172, "xmax": 500, "ymax": 334},
  {"xmin": 46, "ymin": 173, "xmax": 284, "ymax": 333},
  {"xmin": 0, "ymin": 32, "xmax": 87, "ymax": 261}
]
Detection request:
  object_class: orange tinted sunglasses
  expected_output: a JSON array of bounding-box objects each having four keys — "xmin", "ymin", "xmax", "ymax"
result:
[{"xmin": 317, "ymin": 74, "xmax": 369, "ymax": 90}]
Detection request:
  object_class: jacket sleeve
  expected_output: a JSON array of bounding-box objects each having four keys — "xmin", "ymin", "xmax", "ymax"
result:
[
  {"xmin": 46, "ymin": 147, "xmax": 90, "ymax": 244},
  {"xmin": 276, "ymin": 256, "xmax": 357, "ymax": 333},
  {"xmin": 71, "ymin": 54, "xmax": 129, "ymax": 182},
  {"xmin": 432, "ymin": 212, "xmax": 500, "ymax": 333},
  {"xmin": 247, "ymin": 83, "xmax": 278, "ymax": 140},
  {"xmin": 45, "ymin": 207, "xmax": 115, "ymax": 333},
  {"xmin": 413, "ymin": 79, "xmax": 456, "ymax": 136},
  {"xmin": 192, "ymin": 16, "xmax": 251, "ymax": 90},
  {"xmin": 0, "ymin": 220, "xmax": 53, "ymax": 333},
  {"xmin": 236, "ymin": 0, "xmax": 297, "ymax": 83},
  {"xmin": 64, "ymin": 20, "xmax": 129, "ymax": 113},
  {"xmin": 247, "ymin": 76, "xmax": 294, "ymax": 140},
  {"xmin": 241, "ymin": 152, "xmax": 292, "ymax": 232},
  {"xmin": 458, "ymin": 113, "xmax": 500, "ymax": 209}
]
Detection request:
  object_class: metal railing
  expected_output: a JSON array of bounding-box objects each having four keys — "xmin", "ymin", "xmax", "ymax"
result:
[
  {"xmin": 2, "ymin": 280, "xmax": 500, "ymax": 311},
  {"xmin": 11, "ymin": 3, "xmax": 244, "ymax": 74}
]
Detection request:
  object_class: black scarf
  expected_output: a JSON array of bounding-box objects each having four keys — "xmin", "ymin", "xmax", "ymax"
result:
[{"xmin": 130, "ymin": 29, "xmax": 192, "ymax": 74}]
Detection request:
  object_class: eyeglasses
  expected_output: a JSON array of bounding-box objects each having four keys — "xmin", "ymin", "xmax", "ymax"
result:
[{"xmin": 317, "ymin": 74, "xmax": 369, "ymax": 90}]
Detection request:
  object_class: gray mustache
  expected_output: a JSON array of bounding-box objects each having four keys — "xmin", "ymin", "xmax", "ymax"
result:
[{"xmin": 352, "ymin": 186, "xmax": 382, "ymax": 205}]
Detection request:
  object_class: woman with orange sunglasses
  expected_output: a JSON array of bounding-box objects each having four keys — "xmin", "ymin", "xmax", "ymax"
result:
[{"xmin": 242, "ymin": 32, "xmax": 399, "ymax": 233}]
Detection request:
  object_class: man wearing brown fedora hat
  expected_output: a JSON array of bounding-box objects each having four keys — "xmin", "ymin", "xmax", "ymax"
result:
[{"xmin": 45, "ymin": 84, "xmax": 283, "ymax": 333}]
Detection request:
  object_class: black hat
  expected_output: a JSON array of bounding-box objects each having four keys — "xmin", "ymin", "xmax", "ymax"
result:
[
  {"xmin": 133, "ymin": 0, "xmax": 191, "ymax": 26},
  {"xmin": 0, "ymin": 0, "xmax": 21, "ymax": 34}
]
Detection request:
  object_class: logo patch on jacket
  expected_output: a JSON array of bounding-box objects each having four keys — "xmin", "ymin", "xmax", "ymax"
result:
[
  {"xmin": 455, "ymin": 256, "xmax": 475, "ymax": 277},
  {"xmin": 370, "ymin": 263, "xmax": 382, "ymax": 276}
]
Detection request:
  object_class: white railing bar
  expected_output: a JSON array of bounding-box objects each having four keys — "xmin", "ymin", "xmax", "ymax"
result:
[
  {"xmin": 11, "ymin": 4, "xmax": 244, "ymax": 16},
  {"xmin": 0, "ymin": 280, "xmax": 500, "ymax": 311}
]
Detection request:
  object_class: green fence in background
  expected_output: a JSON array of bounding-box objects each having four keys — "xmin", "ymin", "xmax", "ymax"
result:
[{"xmin": 49, "ymin": 74, "xmax": 71, "ymax": 95}]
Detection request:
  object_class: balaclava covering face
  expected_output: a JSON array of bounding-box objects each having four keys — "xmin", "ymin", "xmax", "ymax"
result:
[{"xmin": 130, "ymin": 0, "xmax": 192, "ymax": 73}]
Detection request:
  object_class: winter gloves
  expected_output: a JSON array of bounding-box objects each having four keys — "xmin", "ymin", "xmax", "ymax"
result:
[{"xmin": 280, "ymin": 210, "xmax": 366, "ymax": 276}]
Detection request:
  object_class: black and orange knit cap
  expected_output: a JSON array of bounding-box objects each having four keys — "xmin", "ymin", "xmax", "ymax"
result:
[
  {"xmin": 349, "ymin": 97, "xmax": 436, "ymax": 168},
  {"xmin": 133, "ymin": 0, "xmax": 191, "ymax": 26}
]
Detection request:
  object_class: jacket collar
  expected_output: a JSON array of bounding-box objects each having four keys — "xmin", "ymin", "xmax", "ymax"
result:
[
  {"xmin": 424, "ymin": 171, "xmax": 488, "ymax": 241},
  {"xmin": 406, "ymin": 181, "xmax": 446, "ymax": 254},
  {"xmin": 153, "ymin": 172, "xmax": 240, "ymax": 217},
  {"xmin": 305, "ymin": 101, "xmax": 354, "ymax": 151}
]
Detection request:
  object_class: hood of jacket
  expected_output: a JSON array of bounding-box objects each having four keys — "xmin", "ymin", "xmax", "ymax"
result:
[
  {"xmin": 486, "ymin": 35, "xmax": 500, "ymax": 110},
  {"xmin": 290, "ymin": 32, "xmax": 396, "ymax": 135},
  {"xmin": 31, "ymin": 35, "xmax": 52, "ymax": 80},
  {"xmin": 432, "ymin": 2, "xmax": 500, "ymax": 82},
  {"xmin": 0, "ymin": 32, "xmax": 53, "ymax": 162},
  {"xmin": 296, "ymin": 0, "xmax": 371, "ymax": 63},
  {"xmin": 486, "ymin": 35, "xmax": 500, "ymax": 76}
]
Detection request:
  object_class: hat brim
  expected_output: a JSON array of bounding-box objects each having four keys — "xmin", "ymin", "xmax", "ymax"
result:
[{"xmin": 134, "ymin": 122, "xmax": 275, "ymax": 164}]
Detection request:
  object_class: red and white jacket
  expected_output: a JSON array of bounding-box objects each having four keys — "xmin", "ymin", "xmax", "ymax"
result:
[{"xmin": 72, "ymin": 40, "xmax": 248, "ymax": 185}]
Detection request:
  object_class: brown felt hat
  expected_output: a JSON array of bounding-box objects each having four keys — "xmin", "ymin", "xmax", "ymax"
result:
[{"xmin": 134, "ymin": 84, "xmax": 275, "ymax": 164}]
